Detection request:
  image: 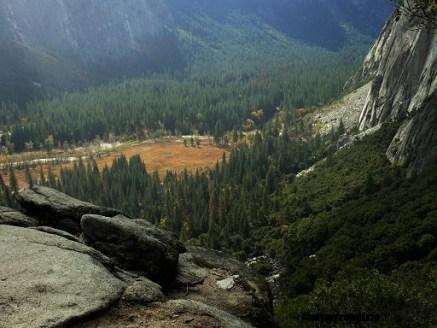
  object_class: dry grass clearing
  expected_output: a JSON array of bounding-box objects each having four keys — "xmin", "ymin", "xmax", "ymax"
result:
[
  {"xmin": 1, "ymin": 140, "xmax": 229, "ymax": 188},
  {"xmin": 97, "ymin": 142, "xmax": 229, "ymax": 175}
]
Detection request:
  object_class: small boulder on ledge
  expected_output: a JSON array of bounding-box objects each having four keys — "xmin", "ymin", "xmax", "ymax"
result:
[{"xmin": 217, "ymin": 276, "xmax": 239, "ymax": 290}]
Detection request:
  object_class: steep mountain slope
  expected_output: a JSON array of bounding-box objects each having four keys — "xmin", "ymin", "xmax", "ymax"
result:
[
  {"xmin": 0, "ymin": 0, "xmax": 392, "ymax": 102},
  {"xmin": 275, "ymin": 126, "xmax": 437, "ymax": 328},
  {"xmin": 353, "ymin": 14, "xmax": 437, "ymax": 175},
  {"xmin": 0, "ymin": 41, "xmax": 89, "ymax": 102},
  {"xmin": 273, "ymin": 15, "xmax": 437, "ymax": 324},
  {"xmin": 0, "ymin": 0, "xmax": 393, "ymax": 56}
]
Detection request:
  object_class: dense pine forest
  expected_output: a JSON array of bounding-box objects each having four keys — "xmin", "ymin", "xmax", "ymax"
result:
[
  {"xmin": 1, "ymin": 36, "xmax": 436, "ymax": 328},
  {"xmin": 22, "ymin": 120, "xmax": 339, "ymax": 250},
  {"xmin": 0, "ymin": 47, "xmax": 360, "ymax": 153},
  {"xmin": 1, "ymin": 45, "xmax": 436, "ymax": 327}
]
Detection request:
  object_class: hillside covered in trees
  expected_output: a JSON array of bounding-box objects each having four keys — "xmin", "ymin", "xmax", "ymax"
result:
[
  {"xmin": 0, "ymin": 0, "xmax": 392, "ymax": 103},
  {"xmin": 0, "ymin": 48, "xmax": 359, "ymax": 153}
]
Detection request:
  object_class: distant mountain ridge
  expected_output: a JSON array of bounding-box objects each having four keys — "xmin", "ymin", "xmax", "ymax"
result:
[{"xmin": 0, "ymin": 0, "xmax": 393, "ymax": 102}]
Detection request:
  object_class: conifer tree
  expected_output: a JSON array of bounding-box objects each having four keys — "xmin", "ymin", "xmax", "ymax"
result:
[
  {"xmin": 39, "ymin": 167, "xmax": 46, "ymax": 186},
  {"xmin": 0, "ymin": 174, "xmax": 13, "ymax": 207},
  {"xmin": 8, "ymin": 167, "xmax": 18, "ymax": 194},
  {"xmin": 25, "ymin": 166, "xmax": 33, "ymax": 187},
  {"xmin": 47, "ymin": 166, "xmax": 56, "ymax": 188}
]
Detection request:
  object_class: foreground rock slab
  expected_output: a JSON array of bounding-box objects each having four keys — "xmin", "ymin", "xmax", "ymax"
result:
[
  {"xmin": 0, "ymin": 225, "xmax": 125, "ymax": 328},
  {"xmin": 16, "ymin": 186, "xmax": 121, "ymax": 234},
  {"xmin": 81, "ymin": 214, "xmax": 181, "ymax": 286}
]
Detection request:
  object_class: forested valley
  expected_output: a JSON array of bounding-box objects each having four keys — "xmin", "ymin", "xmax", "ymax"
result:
[
  {"xmin": 2, "ymin": 69, "xmax": 437, "ymax": 327},
  {"xmin": 1, "ymin": 1, "xmax": 436, "ymax": 326},
  {"xmin": 0, "ymin": 48, "xmax": 359, "ymax": 153}
]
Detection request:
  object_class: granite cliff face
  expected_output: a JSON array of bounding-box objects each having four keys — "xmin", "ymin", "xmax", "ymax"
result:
[{"xmin": 355, "ymin": 14, "xmax": 437, "ymax": 175}]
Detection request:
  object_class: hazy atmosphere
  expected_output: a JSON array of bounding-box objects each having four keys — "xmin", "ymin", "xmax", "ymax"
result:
[{"xmin": 0, "ymin": 1, "xmax": 436, "ymax": 327}]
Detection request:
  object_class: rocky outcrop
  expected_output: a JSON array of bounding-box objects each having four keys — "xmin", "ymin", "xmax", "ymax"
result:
[
  {"xmin": 16, "ymin": 186, "xmax": 121, "ymax": 234},
  {"xmin": 176, "ymin": 252, "xmax": 210, "ymax": 286},
  {"xmin": 0, "ymin": 206, "xmax": 38, "ymax": 227},
  {"xmin": 0, "ymin": 187, "xmax": 274, "ymax": 327},
  {"xmin": 132, "ymin": 218, "xmax": 186, "ymax": 254},
  {"xmin": 81, "ymin": 214, "xmax": 181, "ymax": 286},
  {"xmin": 311, "ymin": 82, "xmax": 371, "ymax": 135},
  {"xmin": 353, "ymin": 14, "xmax": 437, "ymax": 174},
  {"xmin": 0, "ymin": 225, "xmax": 125, "ymax": 328},
  {"xmin": 170, "ymin": 247, "xmax": 275, "ymax": 328}
]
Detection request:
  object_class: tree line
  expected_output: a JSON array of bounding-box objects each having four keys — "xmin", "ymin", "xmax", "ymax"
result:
[
  {"xmin": 0, "ymin": 51, "xmax": 359, "ymax": 153},
  {"xmin": 0, "ymin": 116, "xmax": 343, "ymax": 256}
]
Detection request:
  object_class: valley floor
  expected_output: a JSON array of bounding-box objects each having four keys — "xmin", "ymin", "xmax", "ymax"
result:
[{"xmin": 0, "ymin": 137, "xmax": 229, "ymax": 188}]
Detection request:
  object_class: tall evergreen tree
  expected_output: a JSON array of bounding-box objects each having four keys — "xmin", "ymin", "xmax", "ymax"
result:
[{"xmin": 8, "ymin": 167, "xmax": 18, "ymax": 194}]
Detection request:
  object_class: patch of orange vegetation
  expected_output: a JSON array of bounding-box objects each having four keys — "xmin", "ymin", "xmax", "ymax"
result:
[
  {"xmin": 99, "ymin": 142, "xmax": 228, "ymax": 176},
  {"xmin": 2, "ymin": 142, "xmax": 229, "ymax": 189}
]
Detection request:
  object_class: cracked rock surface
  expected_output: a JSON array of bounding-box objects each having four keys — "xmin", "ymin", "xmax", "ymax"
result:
[{"xmin": 0, "ymin": 225, "xmax": 125, "ymax": 328}]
